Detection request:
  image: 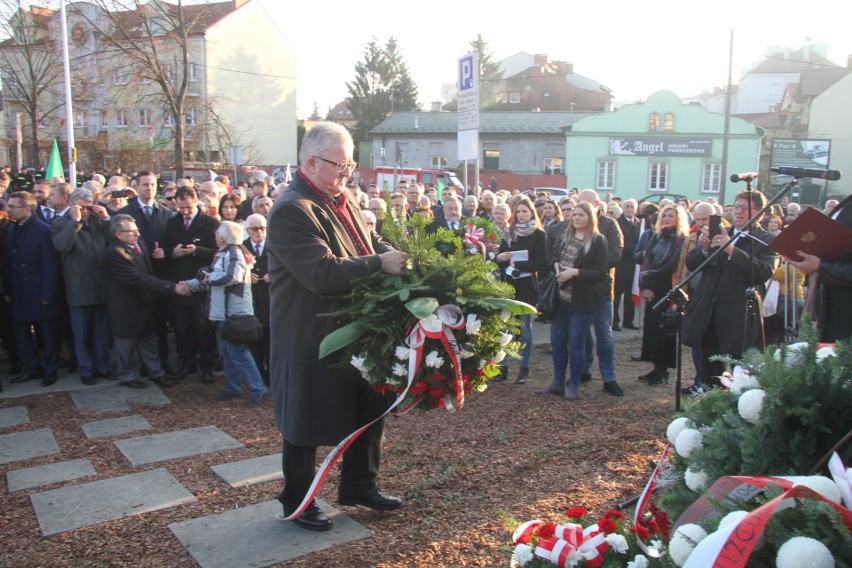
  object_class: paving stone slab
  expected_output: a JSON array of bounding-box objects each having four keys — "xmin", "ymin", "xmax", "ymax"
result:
[
  {"xmin": 70, "ymin": 383, "xmax": 170, "ymax": 414},
  {"xmin": 114, "ymin": 426, "xmax": 243, "ymax": 466},
  {"xmin": 211, "ymin": 453, "xmax": 283, "ymax": 488},
  {"xmin": 30, "ymin": 468, "xmax": 196, "ymax": 536},
  {"xmin": 7, "ymin": 458, "xmax": 96, "ymax": 493},
  {"xmin": 0, "ymin": 406, "xmax": 29, "ymax": 429},
  {"xmin": 82, "ymin": 414, "xmax": 153, "ymax": 439},
  {"xmin": 0, "ymin": 428, "xmax": 60, "ymax": 466},
  {"xmin": 169, "ymin": 499, "xmax": 370, "ymax": 568}
]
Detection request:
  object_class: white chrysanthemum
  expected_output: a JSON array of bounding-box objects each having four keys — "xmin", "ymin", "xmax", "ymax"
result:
[
  {"xmin": 394, "ymin": 346, "xmax": 410, "ymax": 360},
  {"xmin": 738, "ymin": 388, "xmax": 766, "ymax": 425},
  {"xmin": 649, "ymin": 540, "xmax": 664, "ymax": 554},
  {"xmin": 674, "ymin": 428, "xmax": 703, "ymax": 458},
  {"xmin": 667, "ymin": 416, "xmax": 692, "ymax": 444},
  {"xmin": 498, "ymin": 332, "xmax": 514, "ymax": 345},
  {"xmin": 421, "ymin": 314, "xmax": 441, "ymax": 330},
  {"xmin": 425, "ymin": 351, "xmax": 444, "ymax": 368},
  {"xmin": 510, "ymin": 543, "xmax": 534, "ymax": 567},
  {"xmin": 776, "ymin": 536, "xmax": 835, "ymax": 568},
  {"xmin": 816, "ymin": 346, "xmax": 836, "ymax": 364},
  {"xmin": 627, "ymin": 556, "xmax": 649, "ymax": 568},
  {"xmin": 459, "ymin": 348, "xmax": 474, "ymax": 359},
  {"xmin": 493, "ymin": 349, "xmax": 507, "ymax": 363},
  {"xmin": 384, "ymin": 376, "xmax": 398, "ymax": 385},
  {"xmin": 789, "ymin": 476, "xmax": 843, "ymax": 503},
  {"xmin": 501, "ymin": 308, "xmax": 512, "ymax": 321},
  {"xmin": 465, "ymin": 313, "xmax": 482, "ymax": 334},
  {"xmin": 719, "ymin": 510, "xmax": 749, "ymax": 528},
  {"xmin": 669, "ymin": 523, "xmax": 708, "ymax": 567},
  {"xmin": 775, "ymin": 342, "xmax": 808, "ymax": 368},
  {"xmin": 392, "ymin": 363, "xmax": 408, "ymax": 377},
  {"xmin": 731, "ymin": 375, "xmax": 760, "ymax": 395},
  {"xmin": 685, "ymin": 467, "xmax": 709, "ymax": 492},
  {"xmin": 605, "ymin": 533, "xmax": 629, "ymax": 554},
  {"xmin": 350, "ymin": 355, "xmax": 367, "ymax": 373}
]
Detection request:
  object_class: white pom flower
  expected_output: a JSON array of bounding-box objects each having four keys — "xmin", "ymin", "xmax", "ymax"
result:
[
  {"xmin": 685, "ymin": 467, "xmax": 709, "ymax": 492},
  {"xmin": 719, "ymin": 510, "xmax": 749, "ymax": 528},
  {"xmin": 816, "ymin": 346, "xmax": 836, "ymax": 364},
  {"xmin": 394, "ymin": 346, "xmax": 410, "ymax": 360},
  {"xmin": 493, "ymin": 349, "xmax": 507, "ymax": 363},
  {"xmin": 776, "ymin": 342, "xmax": 808, "ymax": 368},
  {"xmin": 674, "ymin": 428, "xmax": 704, "ymax": 458},
  {"xmin": 425, "ymin": 350, "xmax": 444, "ymax": 368},
  {"xmin": 392, "ymin": 363, "xmax": 408, "ymax": 377},
  {"xmin": 501, "ymin": 308, "xmax": 512, "ymax": 321},
  {"xmin": 731, "ymin": 375, "xmax": 760, "ymax": 395},
  {"xmin": 776, "ymin": 536, "xmax": 835, "ymax": 568},
  {"xmin": 350, "ymin": 355, "xmax": 367, "ymax": 373},
  {"xmin": 510, "ymin": 543, "xmax": 534, "ymax": 567},
  {"xmin": 789, "ymin": 476, "xmax": 843, "ymax": 503},
  {"xmin": 498, "ymin": 332, "xmax": 514, "ymax": 345},
  {"xmin": 459, "ymin": 347, "xmax": 474, "ymax": 359},
  {"xmin": 667, "ymin": 416, "xmax": 692, "ymax": 444},
  {"xmin": 605, "ymin": 533, "xmax": 629, "ymax": 554},
  {"xmin": 627, "ymin": 556, "xmax": 649, "ymax": 568},
  {"xmin": 649, "ymin": 539, "xmax": 664, "ymax": 553},
  {"xmin": 669, "ymin": 523, "xmax": 708, "ymax": 567},
  {"xmin": 738, "ymin": 388, "xmax": 766, "ymax": 425},
  {"xmin": 465, "ymin": 313, "xmax": 482, "ymax": 334}
]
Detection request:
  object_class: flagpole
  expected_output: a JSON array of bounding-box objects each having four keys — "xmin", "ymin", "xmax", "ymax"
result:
[{"xmin": 59, "ymin": 0, "xmax": 77, "ymax": 186}]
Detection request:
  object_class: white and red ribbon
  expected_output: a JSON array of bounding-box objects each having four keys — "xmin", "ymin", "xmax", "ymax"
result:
[
  {"xmin": 463, "ymin": 224, "xmax": 487, "ymax": 261},
  {"xmin": 631, "ymin": 442, "xmax": 671, "ymax": 558},
  {"xmin": 534, "ymin": 524, "xmax": 609, "ymax": 568}
]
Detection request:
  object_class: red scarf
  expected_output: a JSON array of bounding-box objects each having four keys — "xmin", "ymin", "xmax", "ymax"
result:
[{"xmin": 299, "ymin": 170, "xmax": 369, "ymax": 256}]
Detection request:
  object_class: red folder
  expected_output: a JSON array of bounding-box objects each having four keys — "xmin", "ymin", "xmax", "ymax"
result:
[{"xmin": 770, "ymin": 207, "xmax": 852, "ymax": 262}]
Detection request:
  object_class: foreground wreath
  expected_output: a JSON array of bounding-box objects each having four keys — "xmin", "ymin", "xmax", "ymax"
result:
[{"xmin": 320, "ymin": 215, "xmax": 535, "ymax": 412}]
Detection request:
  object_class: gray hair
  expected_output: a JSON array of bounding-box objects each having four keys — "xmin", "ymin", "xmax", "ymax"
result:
[
  {"xmin": 110, "ymin": 213, "xmax": 135, "ymax": 234},
  {"xmin": 82, "ymin": 180, "xmax": 103, "ymax": 195},
  {"xmin": 71, "ymin": 187, "xmax": 94, "ymax": 203},
  {"xmin": 244, "ymin": 213, "xmax": 266, "ymax": 228},
  {"xmin": 298, "ymin": 122, "xmax": 353, "ymax": 166},
  {"xmin": 216, "ymin": 221, "xmax": 244, "ymax": 245}
]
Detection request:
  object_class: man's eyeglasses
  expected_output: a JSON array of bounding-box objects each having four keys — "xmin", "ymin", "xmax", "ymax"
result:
[
  {"xmin": 315, "ymin": 156, "xmax": 357, "ymax": 174},
  {"xmin": 118, "ymin": 229, "xmax": 140, "ymax": 234},
  {"xmin": 164, "ymin": 196, "xmax": 176, "ymax": 201},
  {"xmin": 247, "ymin": 226, "xmax": 266, "ymax": 232}
]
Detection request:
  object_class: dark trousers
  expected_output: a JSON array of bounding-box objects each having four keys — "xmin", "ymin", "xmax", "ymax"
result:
[
  {"xmin": 700, "ymin": 318, "xmax": 729, "ymax": 388},
  {"xmin": 173, "ymin": 300, "xmax": 215, "ymax": 372},
  {"xmin": 15, "ymin": 319, "xmax": 59, "ymax": 374},
  {"xmin": 249, "ymin": 327, "xmax": 271, "ymax": 382},
  {"xmin": 613, "ymin": 279, "xmax": 635, "ymax": 326}
]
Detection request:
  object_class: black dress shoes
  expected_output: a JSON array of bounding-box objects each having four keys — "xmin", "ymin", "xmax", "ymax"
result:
[
  {"xmin": 11, "ymin": 369, "xmax": 43, "ymax": 383},
  {"xmin": 93, "ymin": 370, "xmax": 118, "ymax": 381},
  {"xmin": 173, "ymin": 367, "xmax": 196, "ymax": 380},
  {"xmin": 120, "ymin": 379, "xmax": 147, "ymax": 389},
  {"xmin": 285, "ymin": 502, "xmax": 332, "ymax": 532},
  {"xmin": 41, "ymin": 372, "xmax": 58, "ymax": 387},
  {"xmin": 150, "ymin": 375, "xmax": 176, "ymax": 388},
  {"xmin": 201, "ymin": 371, "xmax": 215, "ymax": 385},
  {"xmin": 612, "ymin": 324, "xmax": 622, "ymax": 331},
  {"xmin": 624, "ymin": 324, "xmax": 639, "ymax": 330},
  {"xmin": 338, "ymin": 487, "xmax": 403, "ymax": 511},
  {"xmin": 81, "ymin": 375, "xmax": 96, "ymax": 386}
]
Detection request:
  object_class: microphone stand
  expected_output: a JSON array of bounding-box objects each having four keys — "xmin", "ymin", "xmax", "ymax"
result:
[{"xmin": 651, "ymin": 179, "xmax": 797, "ymax": 406}]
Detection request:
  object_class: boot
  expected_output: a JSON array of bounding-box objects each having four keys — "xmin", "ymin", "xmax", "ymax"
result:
[
  {"xmin": 493, "ymin": 366, "xmax": 508, "ymax": 382},
  {"xmin": 536, "ymin": 381, "xmax": 564, "ymax": 396},
  {"xmin": 515, "ymin": 367, "xmax": 529, "ymax": 384},
  {"xmin": 564, "ymin": 384, "xmax": 579, "ymax": 400}
]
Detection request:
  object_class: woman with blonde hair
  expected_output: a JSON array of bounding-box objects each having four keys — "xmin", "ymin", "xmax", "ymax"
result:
[
  {"xmin": 636, "ymin": 204, "xmax": 689, "ymax": 386},
  {"xmin": 540, "ymin": 201, "xmax": 609, "ymax": 400},
  {"xmin": 492, "ymin": 202, "xmax": 511, "ymax": 241}
]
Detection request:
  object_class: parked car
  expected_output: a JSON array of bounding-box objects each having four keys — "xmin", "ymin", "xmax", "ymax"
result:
[
  {"xmin": 531, "ymin": 187, "xmax": 570, "ymax": 198},
  {"xmin": 638, "ymin": 193, "xmax": 688, "ymax": 206}
]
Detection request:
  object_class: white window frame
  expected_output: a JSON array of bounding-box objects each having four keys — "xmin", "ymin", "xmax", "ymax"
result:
[
  {"xmin": 509, "ymin": 92, "xmax": 521, "ymax": 104},
  {"xmin": 100, "ymin": 110, "xmax": 109, "ymax": 128},
  {"xmin": 115, "ymin": 109, "xmax": 128, "ymax": 128},
  {"xmin": 139, "ymin": 108, "xmax": 151, "ymax": 127},
  {"xmin": 184, "ymin": 107, "xmax": 196, "ymax": 126},
  {"xmin": 544, "ymin": 158, "xmax": 563, "ymax": 175},
  {"xmin": 163, "ymin": 110, "xmax": 174, "ymax": 127},
  {"xmin": 189, "ymin": 62, "xmax": 198, "ymax": 82},
  {"xmin": 702, "ymin": 163, "xmax": 722, "ymax": 193},
  {"xmin": 431, "ymin": 155, "xmax": 447, "ymax": 169},
  {"xmin": 113, "ymin": 67, "xmax": 128, "ymax": 85},
  {"xmin": 74, "ymin": 110, "xmax": 87, "ymax": 128},
  {"xmin": 596, "ymin": 160, "xmax": 615, "ymax": 190},
  {"xmin": 648, "ymin": 162, "xmax": 668, "ymax": 191}
]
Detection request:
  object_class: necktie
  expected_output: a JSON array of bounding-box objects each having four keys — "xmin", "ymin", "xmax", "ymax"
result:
[
  {"xmin": 144, "ymin": 205, "xmax": 152, "ymax": 220},
  {"xmin": 255, "ymin": 244, "xmax": 262, "ymax": 257},
  {"xmin": 450, "ymin": 222, "xmax": 456, "ymax": 230},
  {"xmin": 45, "ymin": 208, "xmax": 53, "ymax": 222},
  {"xmin": 132, "ymin": 244, "xmax": 142, "ymax": 255},
  {"xmin": 184, "ymin": 217, "xmax": 191, "ymax": 231}
]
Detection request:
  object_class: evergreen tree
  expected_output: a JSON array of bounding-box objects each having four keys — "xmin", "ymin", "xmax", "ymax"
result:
[
  {"xmin": 309, "ymin": 102, "xmax": 322, "ymax": 121},
  {"xmin": 346, "ymin": 37, "xmax": 419, "ymax": 142},
  {"xmin": 469, "ymin": 34, "xmax": 503, "ymax": 110}
]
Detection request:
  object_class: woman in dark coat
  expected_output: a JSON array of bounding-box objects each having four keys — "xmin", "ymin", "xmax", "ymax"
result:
[
  {"xmin": 495, "ymin": 196, "xmax": 547, "ymax": 384},
  {"xmin": 637, "ymin": 204, "xmax": 688, "ymax": 385}
]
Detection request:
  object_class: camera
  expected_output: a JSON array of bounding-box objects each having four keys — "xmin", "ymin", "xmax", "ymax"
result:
[
  {"xmin": 505, "ymin": 266, "xmax": 521, "ymax": 279},
  {"xmin": 196, "ymin": 266, "xmax": 213, "ymax": 280},
  {"xmin": 111, "ymin": 190, "xmax": 128, "ymax": 198}
]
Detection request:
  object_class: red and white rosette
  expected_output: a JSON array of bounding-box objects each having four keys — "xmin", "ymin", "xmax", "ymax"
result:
[
  {"xmin": 535, "ymin": 524, "xmax": 609, "ymax": 568},
  {"xmin": 405, "ymin": 304, "xmax": 466, "ymax": 411},
  {"xmin": 462, "ymin": 224, "xmax": 487, "ymax": 261}
]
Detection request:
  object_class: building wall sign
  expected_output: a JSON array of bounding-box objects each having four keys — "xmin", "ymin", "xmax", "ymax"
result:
[{"xmin": 608, "ymin": 138, "xmax": 712, "ymax": 156}]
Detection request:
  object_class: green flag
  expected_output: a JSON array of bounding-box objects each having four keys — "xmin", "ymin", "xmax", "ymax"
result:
[
  {"xmin": 45, "ymin": 139, "xmax": 64, "ymax": 181},
  {"xmin": 436, "ymin": 178, "xmax": 447, "ymax": 203}
]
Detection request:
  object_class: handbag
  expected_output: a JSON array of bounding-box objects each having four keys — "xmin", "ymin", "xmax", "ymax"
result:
[
  {"xmin": 221, "ymin": 285, "xmax": 263, "ymax": 344},
  {"xmin": 762, "ymin": 278, "xmax": 780, "ymax": 318},
  {"xmin": 536, "ymin": 272, "xmax": 559, "ymax": 320}
]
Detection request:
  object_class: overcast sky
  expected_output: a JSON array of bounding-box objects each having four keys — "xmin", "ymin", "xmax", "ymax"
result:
[{"xmin": 257, "ymin": 0, "xmax": 852, "ymax": 118}]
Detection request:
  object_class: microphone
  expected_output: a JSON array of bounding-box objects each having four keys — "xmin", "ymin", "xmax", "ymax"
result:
[
  {"xmin": 730, "ymin": 172, "xmax": 759, "ymax": 183},
  {"xmin": 770, "ymin": 166, "xmax": 842, "ymax": 181}
]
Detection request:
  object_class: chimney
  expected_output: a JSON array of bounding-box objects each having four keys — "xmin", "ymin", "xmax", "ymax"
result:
[
  {"xmin": 534, "ymin": 54, "xmax": 548, "ymax": 66},
  {"xmin": 431, "ymin": 101, "xmax": 442, "ymax": 112},
  {"xmin": 848, "ymin": 54, "xmax": 852, "ymax": 69}
]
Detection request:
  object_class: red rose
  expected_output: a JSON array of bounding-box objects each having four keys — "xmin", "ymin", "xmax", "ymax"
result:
[
  {"xmin": 565, "ymin": 507, "xmax": 588, "ymax": 519},
  {"xmin": 604, "ymin": 510, "xmax": 625, "ymax": 521},
  {"xmin": 536, "ymin": 523, "xmax": 556, "ymax": 539},
  {"xmin": 410, "ymin": 381, "xmax": 428, "ymax": 395},
  {"xmin": 597, "ymin": 518, "xmax": 617, "ymax": 534},
  {"xmin": 427, "ymin": 386, "xmax": 444, "ymax": 398},
  {"xmin": 655, "ymin": 511, "xmax": 670, "ymax": 539},
  {"xmin": 633, "ymin": 524, "xmax": 650, "ymax": 539},
  {"xmin": 432, "ymin": 398, "xmax": 445, "ymax": 410}
]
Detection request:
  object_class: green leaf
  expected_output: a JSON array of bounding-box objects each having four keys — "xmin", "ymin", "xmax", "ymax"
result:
[
  {"xmin": 399, "ymin": 288, "xmax": 410, "ymax": 302},
  {"xmin": 405, "ymin": 297, "xmax": 438, "ymax": 319},
  {"xmin": 478, "ymin": 298, "xmax": 537, "ymax": 314},
  {"xmin": 319, "ymin": 323, "xmax": 367, "ymax": 359}
]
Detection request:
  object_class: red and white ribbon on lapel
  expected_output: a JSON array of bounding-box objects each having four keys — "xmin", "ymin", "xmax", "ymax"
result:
[
  {"xmin": 405, "ymin": 304, "xmax": 466, "ymax": 411},
  {"xmin": 463, "ymin": 224, "xmax": 487, "ymax": 261}
]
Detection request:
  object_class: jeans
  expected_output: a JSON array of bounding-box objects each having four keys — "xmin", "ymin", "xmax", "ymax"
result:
[
  {"xmin": 217, "ymin": 322, "xmax": 267, "ymax": 399},
  {"xmin": 550, "ymin": 301, "xmax": 595, "ymax": 386},
  {"xmin": 584, "ymin": 301, "xmax": 617, "ymax": 383},
  {"xmin": 517, "ymin": 314, "xmax": 532, "ymax": 368},
  {"xmin": 69, "ymin": 304, "xmax": 112, "ymax": 377}
]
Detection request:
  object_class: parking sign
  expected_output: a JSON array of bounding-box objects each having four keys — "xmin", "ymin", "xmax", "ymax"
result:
[{"xmin": 458, "ymin": 53, "xmax": 479, "ymax": 132}]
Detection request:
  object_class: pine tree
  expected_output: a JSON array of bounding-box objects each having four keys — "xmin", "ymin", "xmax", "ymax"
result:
[
  {"xmin": 469, "ymin": 34, "xmax": 503, "ymax": 110},
  {"xmin": 309, "ymin": 102, "xmax": 322, "ymax": 121}
]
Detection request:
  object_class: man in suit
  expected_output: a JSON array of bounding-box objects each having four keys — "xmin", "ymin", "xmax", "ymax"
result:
[
  {"xmin": 426, "ymin": 196, "xmax": 465, "ymax": 233},
  {"xmin": 239, "ymin": 180, "xmax": 268, "ymax": 220},
  {"xmin": 105, "ymin": 214, "xmax": 189, "ymax": 389},
  {"xmin": 32, "ymin": 180, "xmax": 54, "ymax": 224},
  {"xmin": 244, "ymin": 213, "xmax": 270, "ymax": 383},
  {"xmin": 158, "ymin": 185, "xmax": 219, "ymax": 383},
  {"xmin": 268, "ymin": 122, "xmax": 407, "ymax": 532},
  {"xmin": 50, "ymin": 186, "xmax": 113, "ymax": 385},
  {"xmin": 118, "ymin": 170, "xmax": 175, "ymax": 370},
  {"xmin": 683, "ymin": 189, "xmax": 777, "ymax": 387},
  {"xmin": 2, "ymin": 192, "xmax": 61, "ymax": 386},
  {"xmin": 614, "ymin": 198, "xmax": 641, "ymax": 330}
]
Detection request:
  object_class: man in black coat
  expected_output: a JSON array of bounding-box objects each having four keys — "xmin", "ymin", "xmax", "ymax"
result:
[
  {"xmin": 614, "ymin": 198, "xmax": 641, "ymax": 330},
  {"xmin": 268, "ymin": 122, "xmax": 407, "ymax": 532},
  {"xmin": 105, "ymin": 214, "xmax": 189, "ymax": 388},
  {"xmin": 157, "ymin": 186, "xmax": 219, "ymax": 382},
  {"xmin": 244, "ymin": 213, "xmax": 270, "ymax": 383},
  {"xmin": 683, "ymin": 189, "xmax": 777, "ymax": 386}
]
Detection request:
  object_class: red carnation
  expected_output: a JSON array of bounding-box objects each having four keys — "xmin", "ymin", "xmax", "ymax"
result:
[
  {"xmin": 536, "ymin": 523, "xmax": 556, "ymax": 539},
  {"xmin": 604, "ymin": 510, "xmax": 625, "ymax": 521},
  {"xmin": 633, "ymin": 523, "xmax": 650, "ymax": 539},
  {"xmin": 597, "ymin": 518, "xmax": 617, "ymax": 534},
  {"xmin": 410, "ymin": 381, "xmax": 428, "ymax": 395},
  {"xmin": 427, "ymin": 386, "xmax": 444, "ymax": 398},
  {"xmin": 565, "ymin": 507, "xmax": 588, "ymax": 519},
  {"xmin": 655, "ymin": 511, "xmax": 670, "ymax": 539},
  {"xmin": 432, "ymin": 398, "xmax": 445, "ymax": 410}
]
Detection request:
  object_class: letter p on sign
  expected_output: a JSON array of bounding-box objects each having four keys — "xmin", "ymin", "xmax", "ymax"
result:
[{"xmin": 459, "ymin": 55, "xmax": 475, "ymax": 91}]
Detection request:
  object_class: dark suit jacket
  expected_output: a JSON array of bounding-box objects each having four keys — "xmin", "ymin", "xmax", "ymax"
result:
[
  {"xmin": 117, "ymin": 199, "xmax": 173, "ymax": 254},
  {"xmin": 158, "ymin": 209, "xmax": 218, "ymax": 305},
  {"xmin": 104, "ymin": 240, "xmax": 176, "ymax": 338},
  {"xmin": 50, "ymin": 214, "xmax": 111, "ymax": 306},
  {"xmin": 244, "ymin": 237, "xmax": 270, "ymax": 328},
  {"xmin": 35, "ymin": 205, "xmax": 55, "ymax": 225},
  {"xmin": 267, "ymin": 174, "xmax": 393, "ymax": 446},
  {"xmin": 616, "ymin": 214, "xmax": 640, "ymax": 282},
  {"xmin": 682, "ymin": 226, "xmax": 777, "ymax": 355},
  {"xmin": 3, "ymin": 216, "xmax": 60, "ymax": 322}
]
